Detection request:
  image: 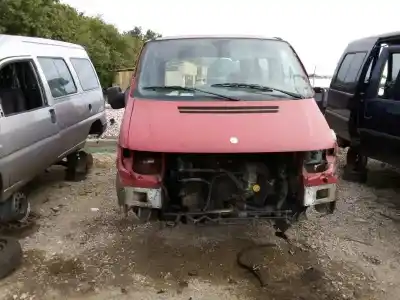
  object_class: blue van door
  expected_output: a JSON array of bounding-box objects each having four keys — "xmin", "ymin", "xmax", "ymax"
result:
[{"xmin": 360, "ymin": 46, "xmax": 400, "ymax": 166}]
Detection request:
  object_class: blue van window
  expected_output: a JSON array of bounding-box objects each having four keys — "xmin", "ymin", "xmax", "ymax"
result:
[{"xmin": 334, "ymin": 52, "xmax": 366, "ymax": 87}]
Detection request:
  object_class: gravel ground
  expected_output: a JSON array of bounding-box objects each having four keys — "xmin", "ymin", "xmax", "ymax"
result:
[
  {"xmin": 100, "ymin": 107, "xmax": 124, "ymax": 139},
  {"xmin": 0, "ymin": 149, "xmax": 400, "ymax": 300}
]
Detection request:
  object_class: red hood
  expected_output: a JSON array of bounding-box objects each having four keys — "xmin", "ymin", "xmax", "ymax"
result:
[{"xmin": 121, "ymin": 98, "xmax": 335, "ymax": 153}]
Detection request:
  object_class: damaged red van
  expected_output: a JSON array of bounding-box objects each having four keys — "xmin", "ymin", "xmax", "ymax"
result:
[{"xmin": 107, "ymin": 35, "xmax": 338, "ymax": 228}]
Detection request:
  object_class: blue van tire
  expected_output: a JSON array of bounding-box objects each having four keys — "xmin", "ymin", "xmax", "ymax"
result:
[{"xmin": 343, "ymin": 166, "xmax": 368, "ymax": 183}]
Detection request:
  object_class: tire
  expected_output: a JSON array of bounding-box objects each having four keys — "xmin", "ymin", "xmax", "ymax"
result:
[
  {"xmin": 346, "ymin": 148, "xmax": 368, "ymax": 171},
  {"xmin": 65, "ymin": 152, "xmax": 79, "ymax": 181},
  {"xmin": 12, "ymin": 192, "xmax": 31, "ymax": 223},
  {"xmin": 76, "ymin": 151, "xmax": 93, "ymax": 174},
  {"xmin": 65, "ymin": 151, "xmax": 92, "ymax": 182},
  {"xmin": 0, "ymin": 236, "xmax": 22, "ymax": 279},
  {"xmin": 0, "ymin": 192, "xmax": 30, "ymax": 223},
  {"xmin": 344, "ymin": 147, "xmax": 368, "ymax": 183},
  {"xmin": 342, "ymin": 166, "xmax": 368, "ymax": 183}
]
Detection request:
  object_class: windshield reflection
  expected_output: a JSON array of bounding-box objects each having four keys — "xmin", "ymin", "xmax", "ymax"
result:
[{"xmin": 136, "ymin": 38, "xmax": 313, "ymax": 100}]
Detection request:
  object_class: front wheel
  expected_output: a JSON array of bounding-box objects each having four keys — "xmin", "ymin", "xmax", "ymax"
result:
[
  {"xmin": 343, "ymin": 167, "xmax": 368, "ymax": 183},
  {"xmin": 343, "ymin": 148, "xmax": 368, "ymax": 183},
  {"xmin": 346, "ymin": 147, "xmax": 368, "ymax": 171}
]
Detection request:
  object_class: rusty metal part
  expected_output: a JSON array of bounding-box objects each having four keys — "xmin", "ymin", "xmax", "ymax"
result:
[{"xmin": 163, "ymin": 208, "xmax": 294, "ymax": 226}]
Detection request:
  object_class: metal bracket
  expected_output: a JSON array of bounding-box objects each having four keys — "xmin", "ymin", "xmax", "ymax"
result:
[{"xmin": 162, "ymin": 209, "xmax": 294, "ymax": 227}]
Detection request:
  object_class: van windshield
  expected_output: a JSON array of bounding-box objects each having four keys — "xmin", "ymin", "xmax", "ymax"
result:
[{"xmin": 135, "ymin": 38, "xmax": 314, "ymax": 101}]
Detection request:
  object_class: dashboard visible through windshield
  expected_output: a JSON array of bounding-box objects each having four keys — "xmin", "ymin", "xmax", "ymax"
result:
[{"xmin": 134, "ymin": 37, "xmax": 314, "ymax": 101}]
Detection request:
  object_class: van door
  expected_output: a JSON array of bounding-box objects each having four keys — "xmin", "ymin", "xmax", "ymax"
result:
[
  {"xmin": 359, "ymin": 46, "xmax": 400, "ymax": 166},
  {"xmin": 37, "ymin": 57, "xmax": 87, "ymax": 157},
  {"xmin": 0, "ymin": 57, "xmax": 60, "ymax": 189},
  {"xmin": 325, "ymin": 52, "xmax": 368, "ymax": 143}
]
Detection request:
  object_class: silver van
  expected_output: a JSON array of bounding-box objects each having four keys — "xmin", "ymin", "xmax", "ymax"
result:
[{"xmin": 0, "ymin": 35, "xmax": 107, "ymax": 223}]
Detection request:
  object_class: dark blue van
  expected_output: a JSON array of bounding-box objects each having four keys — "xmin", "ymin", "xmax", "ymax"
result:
[{"xmin": 325, "ymin": 32, "xmax": 400, "ymax": 182}]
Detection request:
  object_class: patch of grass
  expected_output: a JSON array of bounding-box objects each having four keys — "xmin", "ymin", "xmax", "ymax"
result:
[{"xmin": 84, "ymin": 145, "xmax": 116, "ymax": 154}]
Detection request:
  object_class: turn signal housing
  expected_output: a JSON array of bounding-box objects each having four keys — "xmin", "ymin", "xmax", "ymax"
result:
[{"xmin": 132, "ymin": 151, "xmax": 163, "ymax": 175}]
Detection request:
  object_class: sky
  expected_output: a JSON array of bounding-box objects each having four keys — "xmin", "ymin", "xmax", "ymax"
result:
[{"xmin": 61, "ymin": 0, "xmax": 399, "ymax": 76}]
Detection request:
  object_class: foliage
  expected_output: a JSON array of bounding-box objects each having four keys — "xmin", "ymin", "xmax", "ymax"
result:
[
  {"xmin": 128, "ymin": 26, "xmax": 162, "ymax": 40},
  {"xmin": 0, "ymin": 0, "xmax": 161, "ymax": 87}
]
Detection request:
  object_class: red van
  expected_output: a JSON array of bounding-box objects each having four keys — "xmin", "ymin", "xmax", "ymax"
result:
[{"xmin": 107, "ymin": 35, "xmax": 338, "ymax": 229}]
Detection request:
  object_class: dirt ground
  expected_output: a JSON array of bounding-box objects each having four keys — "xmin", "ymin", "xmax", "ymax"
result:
[{"xmin": 1, "ymin": 148, "xmax": 400, "ymax": 300}]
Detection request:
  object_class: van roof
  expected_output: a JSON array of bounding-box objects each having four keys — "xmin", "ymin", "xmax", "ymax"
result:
[
  {"xmin": 345, "ymin": 31, "xmax": 400, "ymax": 52},
  {"xmin": 0, "ymin": 34, "xmax": 87, "ymax": 59},
  {"xmin": 0, "ymin": 34, "xmax": 84, "ymax": 50},
  {"xmin": 153, "ymin": 35, "xmax": 285, "ymax": 42}
]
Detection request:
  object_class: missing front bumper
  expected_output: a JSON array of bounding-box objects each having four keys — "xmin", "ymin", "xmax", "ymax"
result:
[{"xmin": 118, "ymin": 183, "xmax": 337, "ymax": 223}]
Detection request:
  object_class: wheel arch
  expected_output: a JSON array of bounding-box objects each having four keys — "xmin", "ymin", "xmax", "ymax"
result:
[{"xmin": 89, "ymin": 119, "xmax": 104, "ymax": 136}]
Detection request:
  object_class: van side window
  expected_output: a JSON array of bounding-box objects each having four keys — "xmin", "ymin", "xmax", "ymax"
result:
[
  {"xmin": 334, "ymin": 52, "xmax": 366, "ymax": 87},
  {"xmin": 38, "ymin": 57, "xmax": 77, "ymax": 98},
  {"xmin": 377, "ymin": 53, "xmax": 400, "ymax": 99},
  {"xmin": 391, "ymin": 53, "xmax": 400, "ymax": 82},
  {"xmin": 70, "ymin": 58, "xmax": 100, "ymax": 91},
  {"xmin": 363, "ymin": 58, "xmax": 374, "ymax": 83},
  {"xmin": 0, "ymin": 60, "xmax": 46, "ymax": 117}
]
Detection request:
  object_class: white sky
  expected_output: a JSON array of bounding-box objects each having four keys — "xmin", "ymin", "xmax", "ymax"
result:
[{"xmin": 61, "ymin": 0, "xmax": 399, "ymax": 75}]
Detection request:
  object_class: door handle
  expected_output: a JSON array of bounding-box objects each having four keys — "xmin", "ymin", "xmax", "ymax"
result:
[
  {"xmin": 49, "ymin": 109, "xmax": 56, "ymax": 123},
  {"xmin": 363, "ymin": 99, "xmax": 373, "ymax": 120},
  {"xmin": 88, "ymin": 104, "xmax": 92, "ymax": 111}
]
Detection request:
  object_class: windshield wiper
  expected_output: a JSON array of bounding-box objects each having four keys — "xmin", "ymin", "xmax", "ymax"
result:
[
  {"xmin": 142, "ymin": 85, "xmax": 240, "ymax": 101},
  {"xmin": 211, "ymin": 83, "xmax": 304, "ymax": 99}
]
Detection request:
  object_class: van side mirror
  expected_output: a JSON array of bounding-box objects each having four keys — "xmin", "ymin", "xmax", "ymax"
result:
[
  {"xmin": 313, "ymin": 87, "xmax": 327, "ymax": 114},
  {"xmin": 106, "ymin": 86, "xmax": 125, "ymax": 109}
]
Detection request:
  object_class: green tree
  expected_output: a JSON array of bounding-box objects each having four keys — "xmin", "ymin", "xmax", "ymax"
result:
[
  {"xmin": 144, "ymin": 29, "xmax": 162, "ymax": 40},
  {"xmin": 0, "ymin": 0, "xmax": 161, "ymax": 87},
  {"xmin": 127, "ymin": 26, "xmax": 161, "ymax": 40},
  {"xmin": 128, "ymin": 26, "xmax": 143, "ymax": 38}
]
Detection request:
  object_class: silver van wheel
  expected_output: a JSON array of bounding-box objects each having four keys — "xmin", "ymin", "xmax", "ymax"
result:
[{"xmin": 10, "ymin": 192, "xmax": 31, "ymax": 223}]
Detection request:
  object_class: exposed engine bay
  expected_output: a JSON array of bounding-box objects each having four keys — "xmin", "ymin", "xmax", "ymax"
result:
[
  {"xmin": 117, "ymin": 147, "xmax": 337, "ymax": 228},
  {"xmin": 162, "ymin": 153, "xmax": 304, "ymax": 223}
]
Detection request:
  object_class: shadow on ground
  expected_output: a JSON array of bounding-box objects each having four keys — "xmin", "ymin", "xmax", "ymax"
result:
[
  {"xmin": 13, "ymin": 222, "xmax": 364, "ymax": 300},
  {"xmin": 0, "ymin": 151, "xmax": 383, "ymax": 300},
  {"xmin": 363, "ymin": 162, "xmax": 400, "ymax": 223}
]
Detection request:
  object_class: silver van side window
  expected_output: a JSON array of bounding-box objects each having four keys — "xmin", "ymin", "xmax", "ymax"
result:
[
  {"xmin": 0, "ymin": 60, "xmax": 46, "ymax": 117},
  {"xmin": 70, "ymin": 58, "xmax": 99, "ymax": 91},
  {"xmin": 38, "ymin": 57, "xmax": 77, "ymax": 98}
]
